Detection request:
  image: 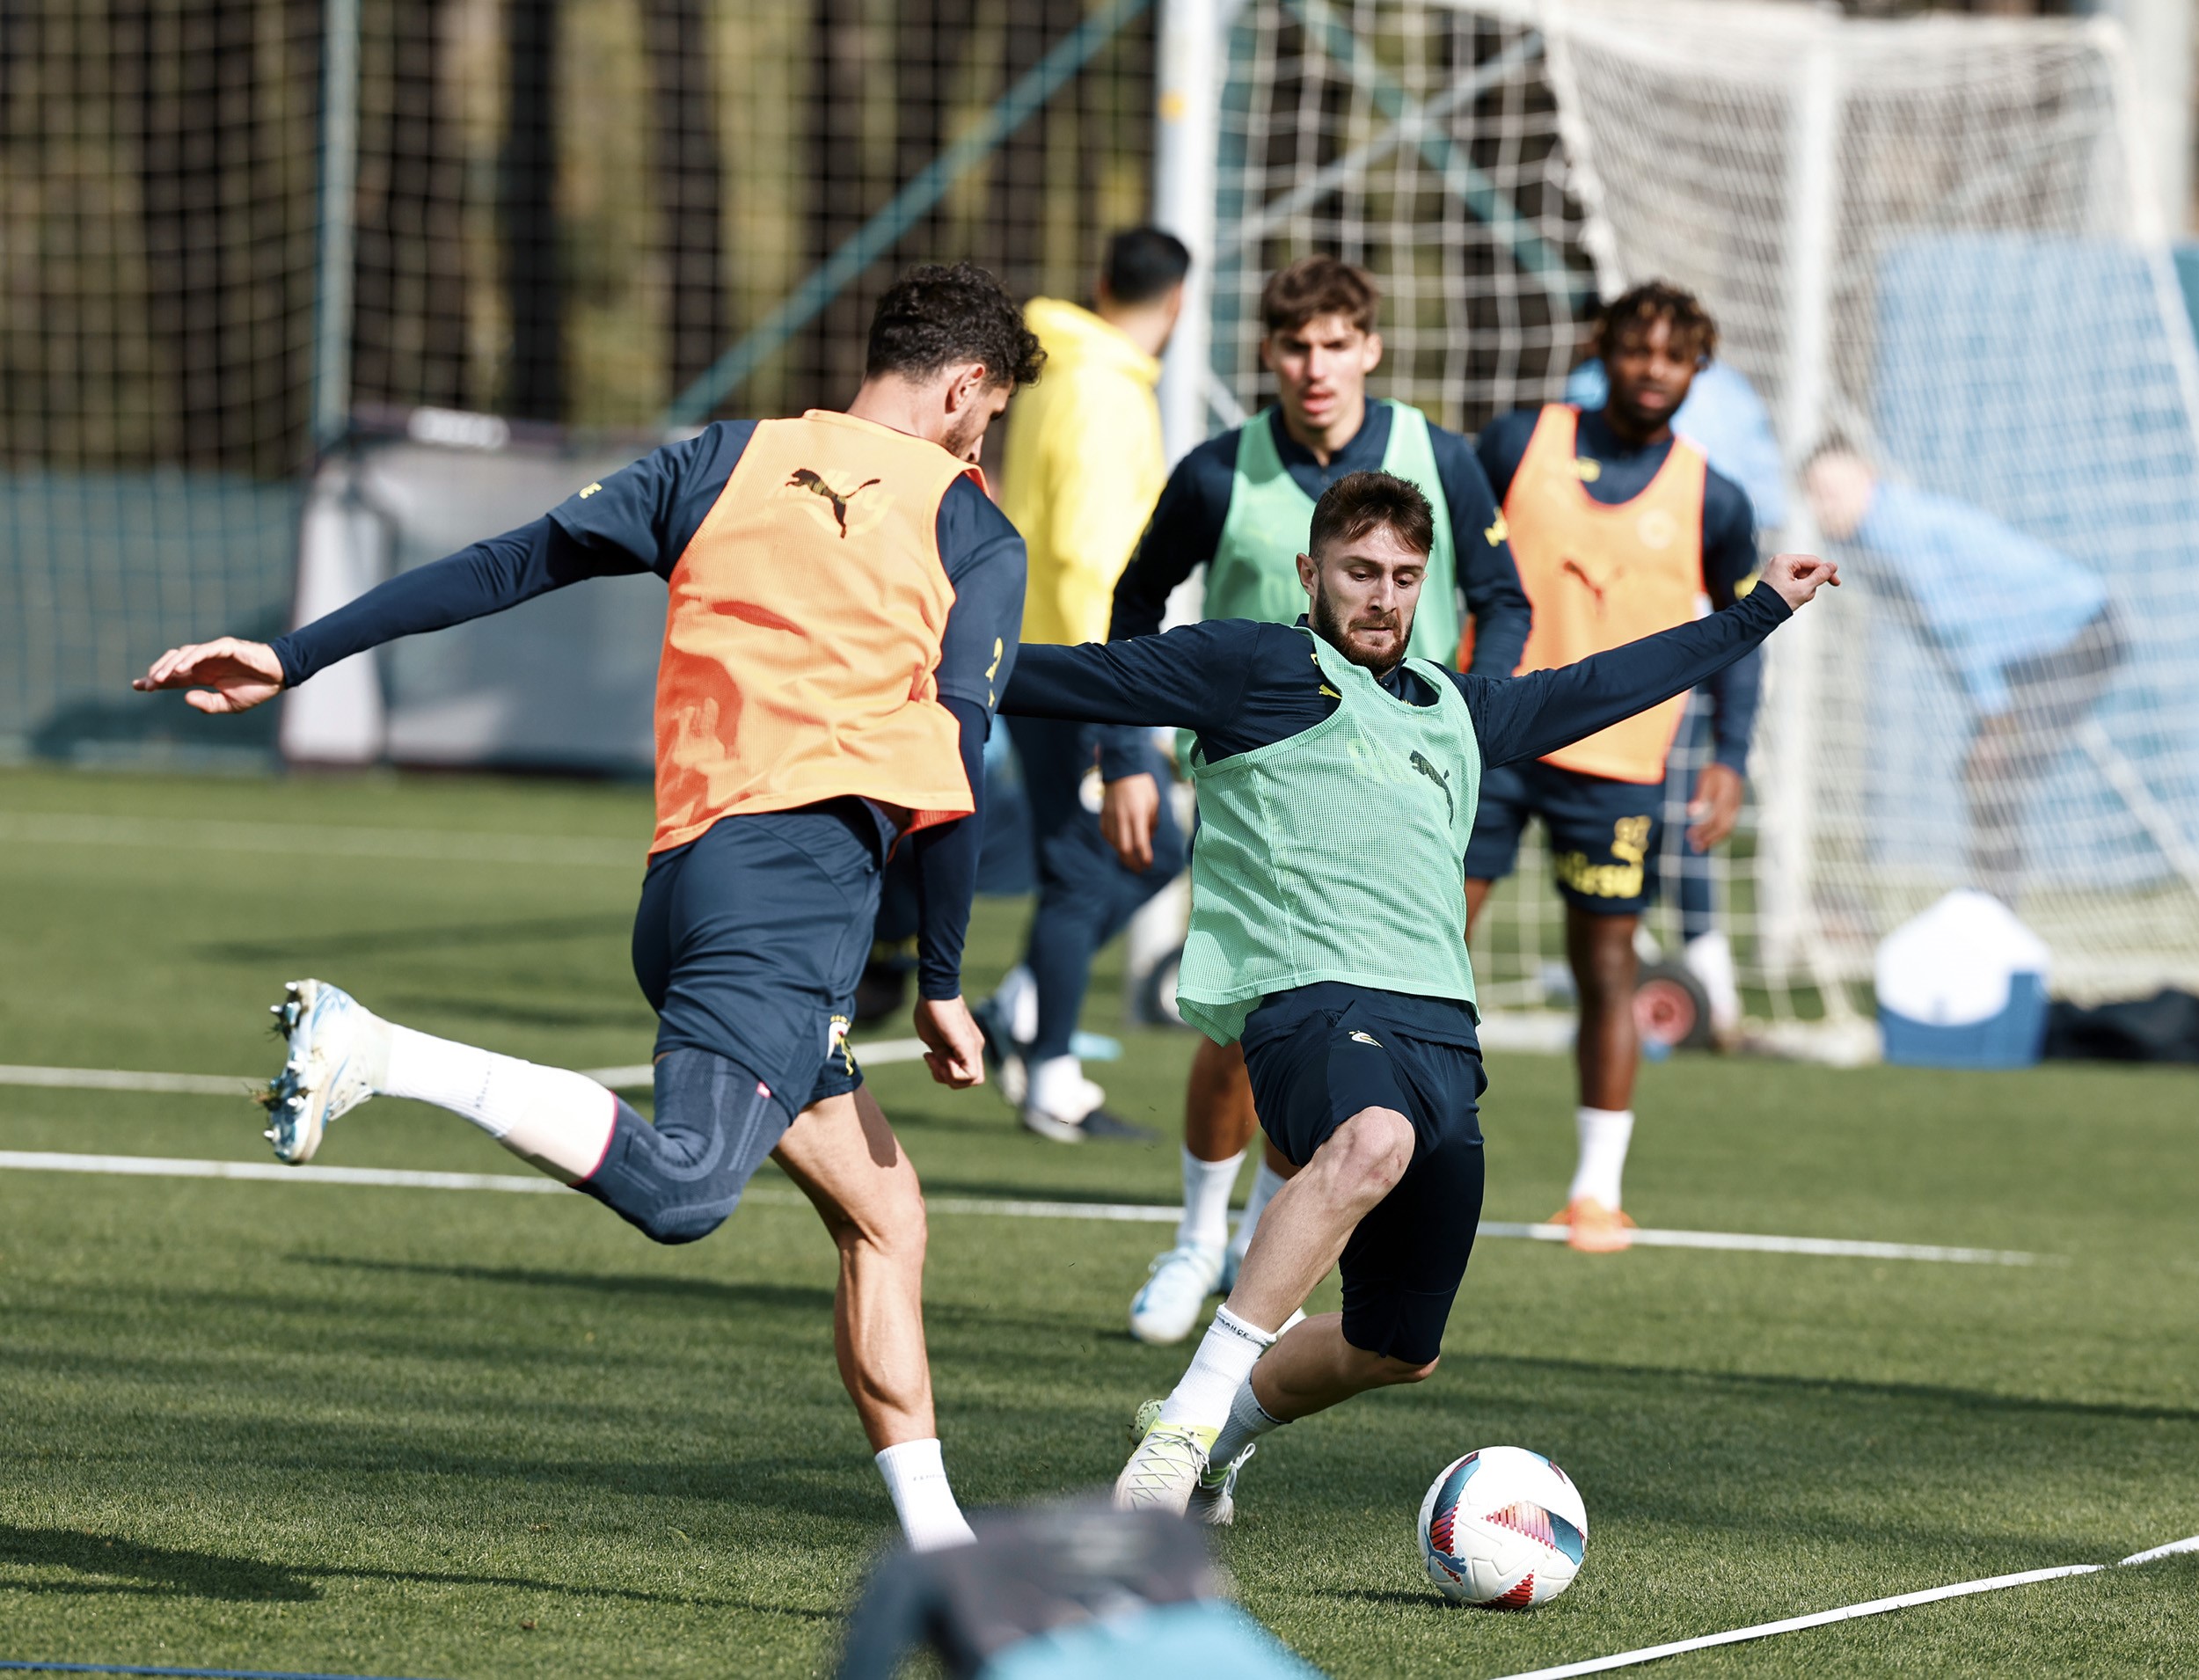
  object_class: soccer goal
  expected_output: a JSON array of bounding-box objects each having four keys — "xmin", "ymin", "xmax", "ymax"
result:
[{"xmin": 1176, "ymin": 0, "xmax": 2199, "ymax": 1042}]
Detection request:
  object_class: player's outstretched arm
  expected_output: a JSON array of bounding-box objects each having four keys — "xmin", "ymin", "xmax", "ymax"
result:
[
  {"xmin": 999, "ymin": 620, "xmax": 1259, "ymax": 730},
  {"xmin": 132, "ymin": 515, "xmax": 653, "ymax": 714},
  {"xmin": 1465, "ymin": 552, "xmax": 1837, "ymax": 770}
]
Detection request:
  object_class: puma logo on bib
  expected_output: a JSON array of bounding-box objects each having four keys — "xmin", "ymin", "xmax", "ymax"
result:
[
  {"xmin": 1410, "ymin": 750, "xmax": 1455, "ymax": 822},
  {"xmin": 785, "ymin": 468, "xmax": 886, "ymax": 539}
]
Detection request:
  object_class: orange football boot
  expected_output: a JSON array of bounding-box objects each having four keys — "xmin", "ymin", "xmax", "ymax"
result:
[{"xmin": 1547, "ymin": 1196, "xmax": 1638, "ymax": 1253}]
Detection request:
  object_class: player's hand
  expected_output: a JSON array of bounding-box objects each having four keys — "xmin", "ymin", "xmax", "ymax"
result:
[
  {"xmin": 1764, "ymin": 551, "xmax": 1839, "ymax": 610},
  {"xmin": 912, "ymin": 996, "xmax": 986, "ymax": 1090},
  {"xmin": 1100, "ymin": 773, "xmax": 1161, "ymax": 872},
  {"xmin": 1687, "ymin": 762, "xmax": 1745, "ymax": 851},
  {"xmin": 132, "ymin": 637, "xmax": 286, "ymax": 714}
]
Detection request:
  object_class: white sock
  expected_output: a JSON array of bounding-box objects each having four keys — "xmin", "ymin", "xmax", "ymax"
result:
[
  {"xmin": 1228, "ymin": 1160, "xmax": 1288, "ymax": 1264},
  {"xmin": 1209, "ymin": 1374, "xmax": 1287, "ymax": 1467},
  {"xmin": 1177, "ymin": 1148, "xmax": 1244, "ymax": 1252},
  {"xmin": 382, "ymin": 1024, "xmax": 617, "ymax": 1183},
  {"xmin": 1025, "ymin": 1053, "xmax": 1094, "ymax": 1122},
  {"xmin": 1158, "ymin": 1304, "xmax": 1276, "ymax": 1435},
  {"xmin": 1567, "ymin": 1106, "xmax": 1635, "ymax": 1209},
  {"xmin": 874, "ymin": 1437, "xmax": 974, "ymax": 1552},
  {"xmin": 995, "ymin": 963, "xmax": 1038, "ymax": 1046},
  {"xmin": 1684, "ymin": 929, "xmax": 1742, "ymax": 1033}
]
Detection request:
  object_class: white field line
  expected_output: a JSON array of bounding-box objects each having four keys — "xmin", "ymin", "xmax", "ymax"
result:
[
  {"xmin": 0, "ymin": 812, "xmax": 641, "ymax": 870},
  {"xmin": 1478, "ymin": 1220, "xmax": 2049, "ymax": 1267},
  {"xmin": 0, "ymin": 1040, "xmax": 931, "ymax": 1099},
  {"xmin": 0, "ymin": 1065, "xmax": 254, "ymax": 1096},
  {"xmin": 1488, "ymin": 1535, "xmax": 2199, "ymax": 1680},
  {"xmin": 0, "ymin": 1148, "xmax": 2049, "ymax": 1262}
]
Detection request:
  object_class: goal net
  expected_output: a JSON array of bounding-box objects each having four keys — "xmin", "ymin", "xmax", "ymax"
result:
[
  {"xmin": 0, "ymin": 0, "xmax": 1156, "ymax": 772},
  {"xmin": 1210, "ymin": 0, "xmax": 2199, "ymax": 1033}
]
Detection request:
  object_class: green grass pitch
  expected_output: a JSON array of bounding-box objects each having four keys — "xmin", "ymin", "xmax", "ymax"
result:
[{"xmin": 1, "ymin": 765, "xmax": 2195, "ymax": 1678}]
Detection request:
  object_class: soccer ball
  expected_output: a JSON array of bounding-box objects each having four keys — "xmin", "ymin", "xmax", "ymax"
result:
[{"xmin": 1417, "ymin": 1446, "xmax": 1587, "ymax": 1608}]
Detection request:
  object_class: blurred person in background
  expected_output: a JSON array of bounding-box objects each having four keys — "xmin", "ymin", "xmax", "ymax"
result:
[
  {"xmin": 1563, "ymin": 353, "xmax": 1787, "ymax": 1042},
  {"xmin": 971, "ymin": 227, "xmax": 1194, "ymax": 1144},
  {"xmin": 1804, "ymin": 443, "xmax": 2122, "ymax": 903},
  {"xmin": 1471, "ymin": 281, "xmax": 1764, "ymax": 1254},
  {"xmin": 1100, "ymin": 255, "xmax": 1532, "ymax": 1344}
]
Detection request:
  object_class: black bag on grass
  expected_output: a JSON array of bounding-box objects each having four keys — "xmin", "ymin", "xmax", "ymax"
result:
[{"xmin": 2042, "ymin": 988, "xmax": 2199, "ymax": 1064}]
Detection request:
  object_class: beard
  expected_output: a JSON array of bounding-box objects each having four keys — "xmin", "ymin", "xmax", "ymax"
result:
[
  {"xmin": 1309, "ymin": 578, "xmax": 1408, "ymax": 675},
  {"xmin": 940, "ymin": 406, "xmax": 990, "ymax": 465}
]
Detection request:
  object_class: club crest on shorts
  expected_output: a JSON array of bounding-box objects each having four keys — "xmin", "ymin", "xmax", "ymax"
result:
[{"xmin": 1348, "ymin": 1029, "xmax": 1383, "ymax": 1047}]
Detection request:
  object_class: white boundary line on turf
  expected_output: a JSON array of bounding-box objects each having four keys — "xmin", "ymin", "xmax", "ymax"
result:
[
  {"xmin": 1487, "ymin": 1535, "xmax": 2199, "ymax": 1680},
  {"xmin": 0, "ymin": 811, "xmax": 640, "ymax": 869},
  {"xmin": 0, "ymin": 1041, "xmax": 931, "ymax": 1098},
  {"xmin": 0, "ymin": 1149, "xmax": 2050, "ymax": 1262}
]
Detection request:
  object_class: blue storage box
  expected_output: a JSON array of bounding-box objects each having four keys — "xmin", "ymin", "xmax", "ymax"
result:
[{"xmin": 1880, "ymin": 970, "xmax": 2049, "ymax": 1070}]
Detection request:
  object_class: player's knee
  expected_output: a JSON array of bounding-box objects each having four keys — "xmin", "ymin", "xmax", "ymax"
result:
[
  {"xmin": 1385, "ymin": 1353, "xmax": 1440, "ymax": 1386},
  {"xmin": 828, "ymin": 1178, "xmax": 928, "ymax": 1264},
  {"xmin": 626, "ymin": 1194, "xmax": 734, "ymax": 1246},
  {"xmin": 1330, "ymin": 1107, "xmax": 1414, "ymax": 1200},
  {"xmin": 1574, "ymin": 928, "xmax": 1637, "ymax": 1001}
]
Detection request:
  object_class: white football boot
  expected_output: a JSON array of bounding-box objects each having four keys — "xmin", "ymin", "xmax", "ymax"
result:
[
  {"xmin": 1129, "ymin": 1245, "xmax": 1225, "ymax": 1344},
  {"xmin": 1112, "ymin": 1414, "xmax": 1212, "ymax": 1516},
  {"xmin": 1129, "ymin": 1399, "xmax": 1253, "ymax": 1526},
  {"xmin": 261, "ymin": 979, "xmax": 384, "ymax": 1165}
]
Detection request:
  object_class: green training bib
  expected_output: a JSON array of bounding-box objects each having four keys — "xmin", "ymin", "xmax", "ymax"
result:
[
  {"xmin": 1176, "ymin": 629, "xmax": 1482, "ymax": 1043},
  {"xmin": 1207, "ymin": 400, "xmax": 1460, "ymax": 665}
]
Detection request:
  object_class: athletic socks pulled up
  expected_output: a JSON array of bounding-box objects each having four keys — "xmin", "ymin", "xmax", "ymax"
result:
[
  {"xmin": 1158, "ymin": 1304, "xmax": 1277, "ymax": 1435},
  {"xmin": 1177, "ymin": 1147, "xmax": 1246, "ymax": 1253},
  {"xmin": 1209, "ymin": 1374, "xmax": 1287, "ymax": 1469},
  {"xmin": 382, "ymin": 1022, "xmax": 616, "ymax": 1181},
  {"xmin": 875, "ymin": 1437, "xmax": 975, "ymax": 1552},
  {"xmin": 1025, "ymin": 1053, "xmax": 1096, "ymax": 1123},
  {"xmin": 1229, "ymin": 1158, "xmax": 1288, "ymax": 1267},
  {"xmin": 1567, "ymin": 1105, "xmax": 1635, "ymax": 1209}
]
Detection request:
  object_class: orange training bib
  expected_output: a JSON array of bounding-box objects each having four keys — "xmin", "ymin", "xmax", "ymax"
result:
[
  {"xmin": 651, "ymin": 411, "xmax": 977, "ymax": 854},
  {"xmin": 1503, "ymin": 405, "xmax": 1707, "ymax": 785}
]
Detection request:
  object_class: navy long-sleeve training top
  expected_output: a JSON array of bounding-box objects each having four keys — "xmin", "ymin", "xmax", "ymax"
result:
[
  {"xmin": 270, "ymin": 421, "xmax": 1026, "ymax": 1001},
  {"xmin": 1002, "ymin": 590, "xmax": 1790, "ymax": 786},
  {"xmin": 1107, "ymin": 401, "xmax": 1533, "ymax": 668},
  {"xmin": 1476, "ymin": 405, "xmax": 1764, "ymax": 772}
]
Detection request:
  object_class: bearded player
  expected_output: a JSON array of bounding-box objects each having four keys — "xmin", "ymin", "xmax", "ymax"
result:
[
  {"xmin": 1101, "ymin": 255, "xmax": 1531, "ymax": 1345},
  {"xmin": 997, "ymin": 470, "xmax": 1835, "ymax": 1521},
  {"xmin": 1470, "ymin": 281, "xmax": 1764, "ymax": 1253},
  {"xmin": 133, "ymin": 264, "xmax": 1041, "ymax": 1552}
]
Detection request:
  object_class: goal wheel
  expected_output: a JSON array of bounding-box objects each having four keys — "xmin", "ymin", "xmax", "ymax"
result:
[
  {"xmin": 1634, "ymin": 961, "xmax": 1713, "ymax": 1052},
  {"xmin": 1133, "ymin": 945, "xmax": 1186, "ymax": 1028}
]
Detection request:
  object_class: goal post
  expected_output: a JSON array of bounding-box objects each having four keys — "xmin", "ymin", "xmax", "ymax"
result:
[{"xmin": 1168, "ymin": 0, "xmax": 2199, "ymax": 1038}]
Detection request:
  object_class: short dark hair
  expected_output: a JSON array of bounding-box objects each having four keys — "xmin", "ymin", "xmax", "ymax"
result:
[
  {"xmin": 1590, "ymin": 279, "xmax": 1717, "ymax": 364},
  {"xmin": 1309, "ymin": 471, "xmax": 1434, "ymax": 559},
  {"xmin": 1260, "ymin": 255, "xmax": 1380, "ymax": 337},
  {"xmin": 1101, "ymin": 227, "xmax": 1191, "ymax": 306},
  {"xmin": 866, "ymin": 262, "xmax": 1046, "ymax": 389}
]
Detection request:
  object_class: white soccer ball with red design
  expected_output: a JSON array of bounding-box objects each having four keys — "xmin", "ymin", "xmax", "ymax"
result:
[{"xmin": 1416, "ymin": 1445, "xmax": 1587, "ymax": 1607}]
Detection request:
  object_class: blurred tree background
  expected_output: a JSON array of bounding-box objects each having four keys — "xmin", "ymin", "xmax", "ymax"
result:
[{"xmin": 0, "ymin": 0, "xmax": 1157, "ymax": 475}]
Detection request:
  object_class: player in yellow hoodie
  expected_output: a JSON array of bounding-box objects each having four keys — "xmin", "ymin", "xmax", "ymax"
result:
[{"xmin": 980, "ymin": 229, "xmax": 1192, "ymax": 1141}]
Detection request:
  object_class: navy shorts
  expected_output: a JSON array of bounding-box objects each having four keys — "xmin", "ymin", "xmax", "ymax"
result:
[
  {"xmin": 1242, "ymin": 987, "xmax": 1487, "ymax": 1367},
  {"xmin": 1465, "ymin": 759, "xmax": 1664, "ymax": 917},
  {"xmin": 632, "ymin": 800, "xmax": 883, "ymax": 1121}
]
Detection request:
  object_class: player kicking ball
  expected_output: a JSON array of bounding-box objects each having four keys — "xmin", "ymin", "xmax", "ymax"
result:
[
  {"xmin": 997, "ymin": 471, "xmax": 1835, "ymax": 1519},
  {"xmin": 132, "ymin": 263, "xmax": 1041, "ymax": 1552}
]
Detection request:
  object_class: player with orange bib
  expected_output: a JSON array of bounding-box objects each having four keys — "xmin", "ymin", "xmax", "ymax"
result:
[
  {"xmin": 132, "ymin": 264, "xmax": 1041, "ymax": 1552},
  {"xmin": 1468, "ymin": 282, "xmax": 1764, "ymax": 1253}
]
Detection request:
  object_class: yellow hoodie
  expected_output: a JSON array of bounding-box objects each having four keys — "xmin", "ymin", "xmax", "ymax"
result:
[{"xmin": 999, "ymin": 296, "xmax": 1165, "ymax": 647}]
